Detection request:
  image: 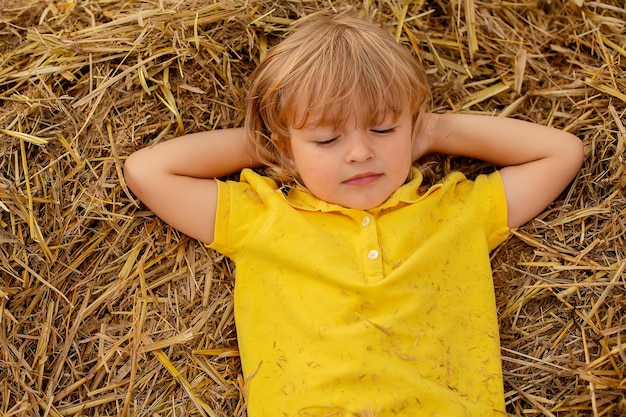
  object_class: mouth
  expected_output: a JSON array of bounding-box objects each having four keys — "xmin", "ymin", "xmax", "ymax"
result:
[{"xmin": 342, "ymin": 172, "xmax": 382, "ymax": 186}]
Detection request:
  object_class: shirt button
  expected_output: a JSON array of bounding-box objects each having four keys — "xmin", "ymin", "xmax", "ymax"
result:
[
  {"xmin": 367, "ymin": 250, "xmax": 379, "ymax": 260},
  {"xmin": 361, "ymin": 216, "xmax": 371, "ymax": 227}
]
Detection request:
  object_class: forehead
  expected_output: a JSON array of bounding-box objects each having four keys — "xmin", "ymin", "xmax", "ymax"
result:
[{"xmin": 289, "ymin": 94, "xmax": 403, "ymax": 130}]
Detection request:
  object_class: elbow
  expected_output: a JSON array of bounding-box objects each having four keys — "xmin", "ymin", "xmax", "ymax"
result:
[
  {"xmin": 123, "ymin": 150, "xmax": 148, "ymax": 200},
  {"xmin": 567, "ymin": 132, "xmax": 585, "ymax": 175},
  {"xmin": 575, "ymin": 135, "xmax": 585, "ymax": 168},
  {"xmin": 555, "ymin": 131, "xmax": 584, "ymax": 181}
]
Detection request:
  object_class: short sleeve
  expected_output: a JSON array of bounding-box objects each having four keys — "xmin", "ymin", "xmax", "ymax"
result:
[
  {"xmin": 207, "ymin": 179, "xmax": 238, "ymax": 257},
  {"xmin": 478, "ymin": 171, "xmax": 510, "ymax": 250},
  {"xmin": 438, "ymin": 170, "xmax": 509, "ymax": 251},
  {"xmin": 208, "ymin": 169, "xmax": 279, "ymax": 259}
]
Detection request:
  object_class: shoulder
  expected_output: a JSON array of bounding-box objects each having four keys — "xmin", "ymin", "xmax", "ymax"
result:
[
  {"xmin": 431, "ymin": 170, "xmax": 509, "ymax": 248},
  {"xmin": 432, "ymin": 170, "xmax": 506, "ymax": 203},
  {"xmin": 213, "ymin": 168, "xmax": 287, "ymax": 208},
  {"xmin": 219, "ymin": 168, "xmax": 281, "ymax": 194},
  {"xmin": 210, "ymin": 169, "xmax": 288, "ymax": 255}
]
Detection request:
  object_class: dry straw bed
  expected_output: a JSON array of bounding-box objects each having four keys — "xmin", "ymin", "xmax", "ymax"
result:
[{"xmin": 0, "ymin": 0, "xmax": 624, "ymax": 416}]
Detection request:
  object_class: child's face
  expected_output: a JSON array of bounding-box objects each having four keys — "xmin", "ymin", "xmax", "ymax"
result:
[{"xmin": 286, "ymin": 103, "xmax": 414, "ymax": 210}]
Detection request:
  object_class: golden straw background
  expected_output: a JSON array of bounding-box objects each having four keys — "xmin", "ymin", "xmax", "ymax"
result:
[{"xmin": 1, "ymin": 0, "xmax": 625, "ymax": 416}]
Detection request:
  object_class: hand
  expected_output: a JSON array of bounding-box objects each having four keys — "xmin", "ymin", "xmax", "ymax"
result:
[{"xmin": 412, "ymin": 113, "xmax": 438, "ymax": 161}]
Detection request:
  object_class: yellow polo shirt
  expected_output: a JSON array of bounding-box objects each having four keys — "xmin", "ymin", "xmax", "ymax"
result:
[{"xmin": 209, "ymin": 168, "xmax": 509, "ymax": 417}]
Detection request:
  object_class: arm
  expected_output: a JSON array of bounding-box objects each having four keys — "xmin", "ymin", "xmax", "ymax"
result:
[
  {"xmin": 124, "ymin": 128, "xmax": 260, "ymax": 244},
  {"xmin": 413, "ymin": 113, "xmax": 584, "ymax": 228}
]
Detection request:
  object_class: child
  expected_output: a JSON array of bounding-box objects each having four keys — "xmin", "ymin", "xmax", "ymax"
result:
[{"xmin": 124, "ymin": 14, "xmax": 583, "ymax": 417}]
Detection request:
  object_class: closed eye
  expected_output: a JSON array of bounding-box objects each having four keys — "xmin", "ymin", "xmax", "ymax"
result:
[
  {"xmin": 371, "ymin": 128, "xmax": 396, "ymax": 134},
  {"xmin": 315, "ymin": 137, "xmax": 339, "ymax": 146}
]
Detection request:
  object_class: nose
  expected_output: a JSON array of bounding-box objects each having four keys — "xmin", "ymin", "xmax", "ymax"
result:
[{"xmin": 345, "ymin": 131, "xmax": 374, "ymax": 163}]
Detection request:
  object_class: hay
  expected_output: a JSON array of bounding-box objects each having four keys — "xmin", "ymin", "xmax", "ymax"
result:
[{"xmin": 1, "ymin": 0, "xmax": 624, "ymax": 416}]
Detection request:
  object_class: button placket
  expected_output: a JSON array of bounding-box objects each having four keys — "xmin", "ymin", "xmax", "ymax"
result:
[{"xmin": 358, "ymin": 214, "xmax": 383, "ymax": 282}]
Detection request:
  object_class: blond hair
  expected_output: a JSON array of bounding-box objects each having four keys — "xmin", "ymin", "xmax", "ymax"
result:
[{"xmin": 245, "ymin": 14, "xmax": 430, "ymax": 184}]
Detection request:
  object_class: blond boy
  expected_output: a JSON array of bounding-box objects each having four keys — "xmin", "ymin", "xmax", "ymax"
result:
[{"xmin": 124, "ymin": 15, "xmax": 583, "ymax": 417}]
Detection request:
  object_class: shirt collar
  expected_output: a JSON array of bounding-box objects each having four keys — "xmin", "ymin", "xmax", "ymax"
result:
[{"xmin": 283, "ymin": 168, "xmax": 439, "ymax": 214}]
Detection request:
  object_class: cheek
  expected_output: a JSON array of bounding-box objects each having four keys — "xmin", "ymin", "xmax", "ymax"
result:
[
  {"xmin": 297, "ymin": 157, "xmax": 330, "ymax": 182},
  {"xmin": 386, "ymin": 140, "xmax": 414, "ymax": 179},
  {"xmin": 292, "ymin": 151, "xmax": 339, "ymax": 192},
  {"xmin": 289, "ymin": 145, "xmax": 324, "ymax": 181},
  {"xmin": 387, "ymin": 139, "xmax": 412, "ymax": 161}
]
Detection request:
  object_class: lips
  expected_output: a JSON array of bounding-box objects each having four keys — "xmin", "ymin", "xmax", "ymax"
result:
[{"xmin": 343, "ymin": 172, "xmax": 382, "ymax": 186}]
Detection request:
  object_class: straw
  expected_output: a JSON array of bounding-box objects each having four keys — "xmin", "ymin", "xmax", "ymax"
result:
[{"xmin": 1, "ymin": 1, "xmax": 625, "ymax": 416}]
